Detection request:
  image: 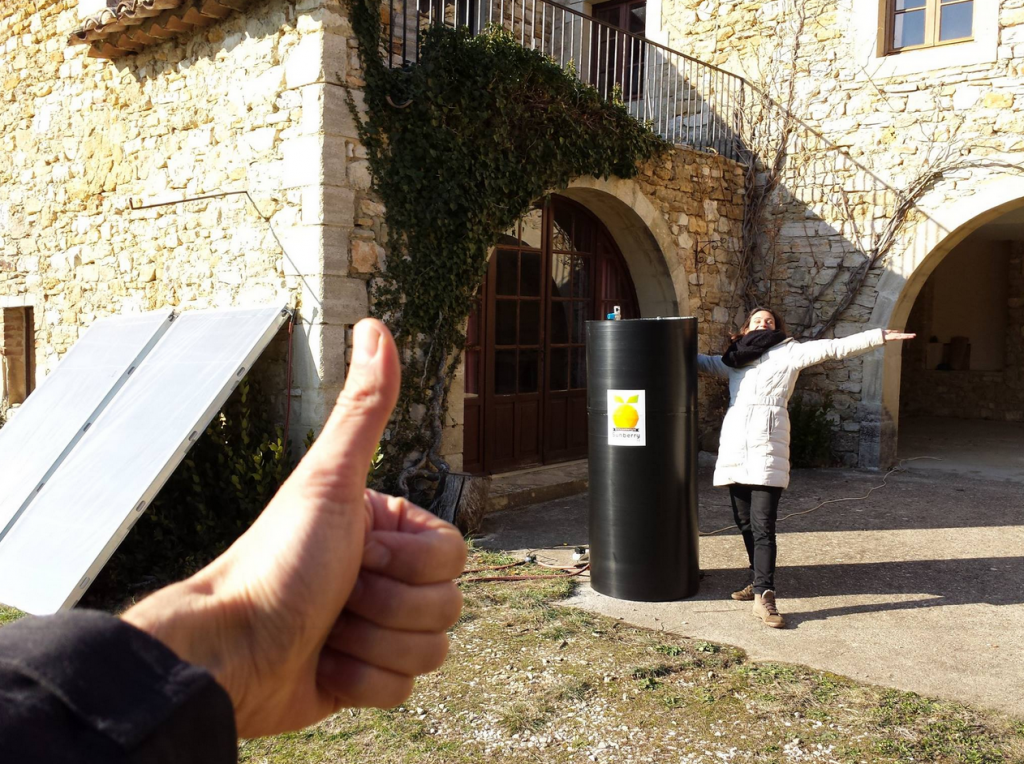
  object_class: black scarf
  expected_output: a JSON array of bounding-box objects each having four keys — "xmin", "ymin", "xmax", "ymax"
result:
[{"xmin": 721, "ymin": 329, "xmax": 787, "ymax": 368}]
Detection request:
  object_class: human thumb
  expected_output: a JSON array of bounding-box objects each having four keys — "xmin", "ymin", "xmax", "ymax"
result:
[{"xmin": 302, "ymin": 318, "xmax": 400, "ymax": 498}]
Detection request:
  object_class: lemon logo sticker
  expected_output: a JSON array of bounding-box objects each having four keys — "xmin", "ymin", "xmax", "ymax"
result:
[
  {"xmin": 613, "ymin": 396, "xmax": 640, "ymax": 428},
  {"xmin": 607, "ymin": 389, "xmax": 646, "ymax": 446}
]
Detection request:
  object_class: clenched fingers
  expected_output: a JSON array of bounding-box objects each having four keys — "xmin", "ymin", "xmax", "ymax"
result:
[
  {"xmin": 346, "ymin": 571, "xmax": 463, "ymax": 632},
  {"xmin": 325, "ymin": 611, "xmax": 449, "ymax": 676},
  {"xmin": 362, "ymin": 491, "xmax": 467, "ymax": 584},
  {"xmin": 317, "ymin": 649, "xmax": 415, "ymax": 709}
]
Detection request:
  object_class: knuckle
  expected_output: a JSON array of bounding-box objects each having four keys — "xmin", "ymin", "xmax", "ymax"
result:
[{"xmin": 336, "ymin": 382, "xmax": 385, "ymax": 419}]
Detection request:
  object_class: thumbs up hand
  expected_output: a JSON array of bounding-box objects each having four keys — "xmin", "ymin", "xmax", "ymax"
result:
[{"xmin": 123, "ymin": 319, "xmax": 466, "ymax": 738}]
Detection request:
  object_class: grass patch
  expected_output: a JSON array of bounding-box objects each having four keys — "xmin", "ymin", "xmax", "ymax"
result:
[
  {"xmin": 737, "ymin": 662, "xmax": 799, "ymax": 685},
  {"xmin": 2, "ymin": 547, "xmax": 1020, "ymax": 764},
  {"xmin": 498, "ymin": 700, "xmax": 552, "ymax": 735},
  {"xmin": 550, "ymin": 677, "xmax": 593, "ymax": 703},
  {"xmin": 871, "ymin": 689, "xmax": 1010, "ymax": 763},
  {"xmin": 630, "ymin": 664, "xmax": 672, "ymax": 681},
  {"xmin": 0, "ymin": 606, "xmax": 23, "ymax": 626},
  {"xmin": 692, "ymin": 687, "xmax": 716, "ymax": 705}
]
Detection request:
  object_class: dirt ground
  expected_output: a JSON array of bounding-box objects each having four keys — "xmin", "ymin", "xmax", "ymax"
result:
[
  {"xmin": 476, "ymin": 461, "xmax": 1024, "ymax": 718},
  {"xmin": 240, "ymin": 550, "xmax": 1024, "ymax": 764}
]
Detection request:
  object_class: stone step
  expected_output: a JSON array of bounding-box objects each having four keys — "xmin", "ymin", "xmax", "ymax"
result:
[{"xmin": 486, "ymin": 460, "xmax": 589, "ymax": 514}]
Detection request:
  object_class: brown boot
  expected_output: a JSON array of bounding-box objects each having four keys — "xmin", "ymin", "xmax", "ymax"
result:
[
  {"xmin": 731, "ymin": 583, "xmax": 755, "ymax": 601},
  {"xmin": 752, "ymin": 590, "xmax": 786, "ymax": 628}
]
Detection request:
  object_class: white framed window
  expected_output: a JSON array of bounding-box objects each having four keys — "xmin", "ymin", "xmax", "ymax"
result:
[
  {"xmin": 887, "ymin": 0, "xmax": 973, "ymax": 53},
  {"xmin": 850, "ymin": 0, "xmax": 995, "ymax": 76}
]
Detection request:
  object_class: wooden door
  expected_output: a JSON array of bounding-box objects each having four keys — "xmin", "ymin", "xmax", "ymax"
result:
[
  {"xmin": 466, "ymin": 196, "xmax": 639, "ymax": 475},
  {"xmin": 482, "ymin": 208, "xmax": 546, "ymax": 473},
  {"xmin": 543, "ymin": 197, "xmax": 640, "ymax": 462},
  {"xmin": 591, "ymin": 0, "xmax": 647, "ymax": 101},
  {"xmin": 543, "ymin": 200, "xmax": 595, "ymax": 462}
]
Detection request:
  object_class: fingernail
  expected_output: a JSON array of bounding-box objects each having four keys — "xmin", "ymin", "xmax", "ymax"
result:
[
  {"xmin": 363, "ymin": 539, "xmax": 391, "ymax": 570},
  {"xmin": 352, "ymin": 320, "xmax": 382, "ymax": 367}
]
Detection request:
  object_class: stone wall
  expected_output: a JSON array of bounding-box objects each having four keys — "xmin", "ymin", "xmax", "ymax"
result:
[
  {"xmin": 635, "ymin": 148, "xmax": 747, "ymax": 447},
  {"xmin": 278, "ymin": 0, "xmax": 382, "ymax": 435},
  {"xmin": 650, "ymin": 0, "xmax": 1024, "ymax": 465},
  {"xmin": 636, "ymin": 148, "xmax": 747, "ymax": 349},
  {"xmin": 0, "ymin": 0, "xmax": 378, "ymax": 443}
]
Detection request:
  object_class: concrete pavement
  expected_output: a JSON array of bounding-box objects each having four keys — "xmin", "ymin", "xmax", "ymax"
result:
[{"xmin": 476, "ymin": 464, "xmax": 1024, "ymax": 717}]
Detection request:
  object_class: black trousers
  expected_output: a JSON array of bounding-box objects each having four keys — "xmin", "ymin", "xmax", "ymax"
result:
[{"xmin": 728, "ymin": 484, "xmax": 783, "ymax": 595}]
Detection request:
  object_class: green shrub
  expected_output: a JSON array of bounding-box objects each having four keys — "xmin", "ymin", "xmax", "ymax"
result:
[
  {"xmin": 789, "ymin": 393, "xmax": 836, "ymax": 468},
  {"xmin": 86, "ymin": 377, "xmax": 306, "ymax": 605}
]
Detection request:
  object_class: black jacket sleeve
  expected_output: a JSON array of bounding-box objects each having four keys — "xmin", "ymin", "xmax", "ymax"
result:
[{"xmin": 0, "ymin": 610, "xmax": 237, "ymax": 763}]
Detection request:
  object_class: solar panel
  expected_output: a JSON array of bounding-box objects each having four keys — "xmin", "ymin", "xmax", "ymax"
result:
[
  {"xmin": 0, "ymin": 310, "xmax": 174, "ymax": 536},
  {"xmin": 0, "ymin": 305, "xmax": 289, "ymax": 615}
]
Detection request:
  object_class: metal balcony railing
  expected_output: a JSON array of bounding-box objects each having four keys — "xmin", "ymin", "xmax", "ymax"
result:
[{"xmin": 380, "ymin": 0, "xmax": 746, "ymax": 161}]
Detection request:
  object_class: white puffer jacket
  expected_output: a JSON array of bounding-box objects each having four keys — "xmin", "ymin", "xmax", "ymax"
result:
[{"xmin": 698, "ymin": 328, "xmax": 886, "ymax": 489}]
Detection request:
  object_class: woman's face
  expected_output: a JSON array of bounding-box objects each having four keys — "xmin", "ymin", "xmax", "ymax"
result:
[{"xmin": 746, "ymin": 310, "xmax": 776, "ymax": 334}]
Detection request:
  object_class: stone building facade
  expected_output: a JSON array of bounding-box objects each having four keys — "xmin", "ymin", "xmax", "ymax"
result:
[
  {"xmin": 0, "ymin": 0, "xmax": 375, "ymax": 442},
  {"xmin": 6, "ymin": 0, "xmax": 1017, "ymax": 475},
  {"xmin": 2, "ymin": 0, "xmax": 749, "ymax": 474},
  {"xmin": 647, "ymin": 0, "xmax": 1024, "ymax": 466}
]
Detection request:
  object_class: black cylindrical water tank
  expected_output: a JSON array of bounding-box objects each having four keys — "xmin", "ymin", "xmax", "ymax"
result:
[{"xmin": 586, "ymin": 317, "xmax": 699, "ymax": 601}]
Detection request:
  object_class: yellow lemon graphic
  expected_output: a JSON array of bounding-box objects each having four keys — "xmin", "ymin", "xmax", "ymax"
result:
[{"xmin": 612, "ymin": 395, "xmax": 640, "ymax": 429}]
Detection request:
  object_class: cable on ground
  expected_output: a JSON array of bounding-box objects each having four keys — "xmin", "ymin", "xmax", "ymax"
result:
[
  {"xmin": 459, "ymin": 564, "xmax": 591, "ymax": 584},
  {"xmin": 460, "ymin": 560, "xmax": 527, "ymax": 575},
  {"xmin": 523, "ymin": 548, "xmax": 591, "ymax": 570}
]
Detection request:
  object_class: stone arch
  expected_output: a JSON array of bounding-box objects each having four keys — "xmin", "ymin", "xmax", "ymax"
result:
[
  {"xmin": 561, "ymin": 176, "xmax": 683, "ymax": 317},
  {"xmin": 859, "ymin": 174, "xmax": 1024, "ymax": 468}
]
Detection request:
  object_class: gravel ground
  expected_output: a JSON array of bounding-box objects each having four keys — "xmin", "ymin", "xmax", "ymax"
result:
[{"xmin": 239, "ymin": 548, "xmax": 1024, "ymax": 764}]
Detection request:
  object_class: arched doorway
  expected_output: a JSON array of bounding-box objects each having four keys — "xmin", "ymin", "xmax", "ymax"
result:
[
  {"xmin": 861, "ymin": 175, "xmax": 1024, "ymax": 472},
  {"xmin": 896, "ymin": 208, "xmax": 1024, "ymax": 479},
  {"xmin": 463, "ymin": 195, "xmax": 641, "ymax": 474}
]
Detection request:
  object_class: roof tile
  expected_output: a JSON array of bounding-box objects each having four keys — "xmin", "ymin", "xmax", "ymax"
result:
[{"xmin": 68, "ymin": 0, "xmax": 253, "ymax": 59}]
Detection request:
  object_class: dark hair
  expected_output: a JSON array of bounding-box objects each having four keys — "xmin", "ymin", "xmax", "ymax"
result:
[{"xmin": 729, "ymin": 306, "xmax": 787, "ymax": 342}]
